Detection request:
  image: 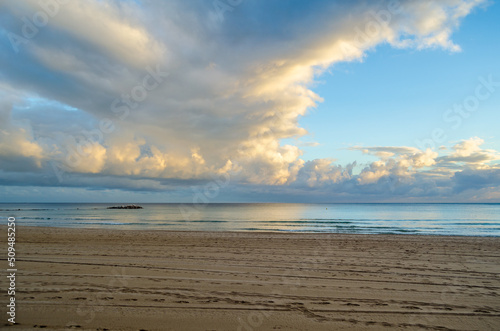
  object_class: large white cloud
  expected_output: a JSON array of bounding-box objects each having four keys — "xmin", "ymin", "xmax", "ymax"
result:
[{"xmin": 0, "ymin": 0, "xmax": 497, "ymax": 201}]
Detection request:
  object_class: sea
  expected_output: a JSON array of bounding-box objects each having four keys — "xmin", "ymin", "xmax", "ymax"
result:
[{"xmin": 1, "ymin": 203, "xmax": 499, "ymax": 236}]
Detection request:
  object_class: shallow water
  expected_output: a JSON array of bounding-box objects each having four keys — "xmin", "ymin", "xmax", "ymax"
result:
[{"xmin": 1, "ymin": 203, "xmax": 499, "ymax": 236}]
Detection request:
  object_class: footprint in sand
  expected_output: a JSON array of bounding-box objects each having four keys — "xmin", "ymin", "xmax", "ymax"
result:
[
  {"xmin": 474, "ymin": 309, "xmax": 490, "ymax": 313},
  {"xmin": 402, "ymin": 306, "xmax": 422, "ymax": 310},
  {"xmin": 436, "ymin": 307, "xmax": 453, "ymax": 311},
  {"xmin": 289, "ymin": 302, "xmax": 304, "ymax": 306}
]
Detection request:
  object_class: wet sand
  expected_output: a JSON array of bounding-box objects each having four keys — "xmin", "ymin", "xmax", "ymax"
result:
[{"xmin": 1, "ymin": 226, "xmax": 500, "ymax": 330}]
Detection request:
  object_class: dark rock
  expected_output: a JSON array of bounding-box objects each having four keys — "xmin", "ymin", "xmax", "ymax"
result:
[{"xmin": 107, "ymin": 205, "xmax": 143, "ymax": 209}]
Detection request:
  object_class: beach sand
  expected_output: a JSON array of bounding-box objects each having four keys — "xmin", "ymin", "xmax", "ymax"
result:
[{"xmin": 1, "ymin": 226, "xmax": 499, "ymax": 330}]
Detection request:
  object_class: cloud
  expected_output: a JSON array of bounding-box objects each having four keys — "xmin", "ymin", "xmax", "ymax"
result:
[
  {"xmin": 452, "ymin": 168, "xmax": 500, "ymax": 193},
  {"xmin": 349, "ymin": 146, "xmax": 438, "ymax": 184},
  {"xmin": 438, "ymin": 137, "xmax": 500, "ymax": 168},
  {"xmin": 0, "ymin": 0, "xmax": 494, "ymax": 201},
  {"xmin": 294, "ymin": 159, "xmax": 354, "ymax": 187},
  {"xmin": 5, "ymin": 0, "xmax": 164, "ymax": 67},
  {"xmin": 389, "ymin": 0, "xmax": 485, "ymax": 51}
]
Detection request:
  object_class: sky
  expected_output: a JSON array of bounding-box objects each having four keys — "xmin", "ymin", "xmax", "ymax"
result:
[{"xmin": 0, "ymin": 0, "xmax": 499, "ymax": 203}]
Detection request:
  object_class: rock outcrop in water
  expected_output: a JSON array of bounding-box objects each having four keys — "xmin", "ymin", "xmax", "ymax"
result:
[{"xmin": 107, "ymin": 205, "xmax": 143, "ymax": 209}]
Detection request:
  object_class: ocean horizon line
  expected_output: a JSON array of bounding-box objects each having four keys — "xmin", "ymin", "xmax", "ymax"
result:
[{"xmin": 1, "ymin": 202, "xmax": 499, "ymax": 205}]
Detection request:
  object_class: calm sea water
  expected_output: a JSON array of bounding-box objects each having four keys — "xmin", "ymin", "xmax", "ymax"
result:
[{"xmin": 1, "ymin": 203, "xmax": 499, "ymax": 236}]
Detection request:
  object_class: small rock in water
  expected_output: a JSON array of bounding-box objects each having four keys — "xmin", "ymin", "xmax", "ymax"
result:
[{"xmin": 107, "ymin": 205, "xmax": 143, "ymax": 209}]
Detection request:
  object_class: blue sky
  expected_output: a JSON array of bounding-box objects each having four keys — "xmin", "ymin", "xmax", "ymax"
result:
[
  {"xmin": 297, "ymin": 1, "xmax": 500, "ymax": 166},
  {"xmin": 0, "ymin": 0, "xmax": 499, "ymax": 203}
]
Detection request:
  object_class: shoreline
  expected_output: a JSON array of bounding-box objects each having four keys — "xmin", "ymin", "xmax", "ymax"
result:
[
  {"xmin": 2, "ymin": 226, "xmax": 499, "ymax": 330},
  {"xmin": 4, "ymin": 224, "xmax": 500, "ymax": 238}
]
